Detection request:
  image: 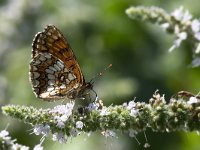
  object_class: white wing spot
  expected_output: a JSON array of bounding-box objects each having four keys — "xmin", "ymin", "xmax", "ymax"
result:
[
  {"xmin": 31, "ymin": 66, "xmax": 38, "ymax": 71},
  {"xmin": 47, "ymin": 86, "xmax": 54, "ymax": 92},
  {"xmin": 49, "ymin": 66, "xmax": 57, "ymax": 72},
  {"xmin": 39, "ymin": 55, "xmax": 46, "ymax": 61},
  {"xmin": 48, "ymin": 74, "xmax": 56, "ymax": 80},
  {"xmin": 32, "ymin": 80, "xmax": 40, "ymax": 87},
  {"xmin": 66, "ymin": 79, "xmax": 70, "ymax": 84},
  {"xmin": 50, "ymin": 90, "xmax": 57, "ymax": 96},
  {"xmin": 40, "ymin": 92, "xmax": 50, "ymax": 98},
  {"xmin": 43, "ymin": 52, "xmax": 51, "ymax": 59},
  {"xmin": 60, "ymin": 84, "xmax": 66, "ymax": 89},
  {"xmin": 57, "ymin": 61, "xmax": 64, "ymax": 69},
  {"xmin": 32, "ymin": 72, "xmax": 40, "ymax": 79},
  {"xmin": 68, "ymin": 73, "xmax": 76, "ymax": 81},
  {"xmin": 48, "ymin": 80, "xmax": 55, "ymax": 85},
  {"xmin": 54, "ymin": 64, "xmax": 61, "ymax": 71},
  {"xmin": 33, "ymin": 60, "xmax": 41, "ymax": 65},
  {"xmin": 52, "ymin": 35, "xmax": 58, "ymax": 40},
  {"xmin": 45, "ymin": 68, "xmax": 54, "ymax": 74}
]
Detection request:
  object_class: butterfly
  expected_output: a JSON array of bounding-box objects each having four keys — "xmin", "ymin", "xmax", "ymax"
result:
[{"xmin": 29, "ymin": 25, "xmax": 93, "ymax": 101}]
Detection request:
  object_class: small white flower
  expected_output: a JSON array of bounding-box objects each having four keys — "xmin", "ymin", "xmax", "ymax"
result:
[
  {"xmin": 52, "ymin": 132, "xmax": 67, "ymax": 144},
  {"xmin": 56, "ymin": 121, "xmax": 65, "ymax": 129},
  {"xmin": 161, "ymin": 23, "xmax": 170, "ymax": 30},
  {"xmin": 126, "ymin": 101, "xmax": 136, "ymax": 110},
  {"xmin": 0, "ymin": 130, "xmax": 12, "ymax": 145},
  {"xmin": 174, "ymin": 25, "xmax": 180, "ymax": 34},
  {"xmin": 20, "ymin": 146, "xmax": 30, "ymax": 150},
  {"xmin": 187, "ymin": 96, "xmax": 198, "ymax": 105},
  {"xmin": 88, "ymin": 102, "xmax": 99, "ymax": 111},
  {"xmin": 176, "ymin": 32, "xmax": 187, "ymax": 46},
  {"xmin": 54, "ymin": 114, "xmax": 70, "ymax": 129},
  {"xmin": 130, "ymin": 108, "xmax": 139, "ymax": 117},
  {"xmin": 33, "ymin": 124, "xmax": 50, "ymax": 136},
  {"xmin": 191, "ymin": 19, "xmax": 200, "ymax": 33},
  {"xmin": 54, "ymin": 115, "xmax": 68, "ymax": 129},
  {"xmin": 60, "ymin": 114, "xmax": 69, "ymax": 122},
  {"xmin": 129, "ymin": 129, "xmax": 138, "ymax": 137},
  {"xmin": 76, "ymin": 121, "xmax": 83, "ymax": 129},
  {"xmin": 100, "ymin": 107, "xmax": 110, "ymax": 116},
  {"xmin": 33, "ymin": 144, "xmax": 43, "ymax": 150},
  {"xmin": 169, "ymin": 25, "xmax": 188, "ymax": 52},
  {"xmin": 169, "ymin": 31, "xmax": 187, "ymax": 52},
  {"xmin": 42, "ymin": 124, "xmax": 50, "ymax": 135},
  {"xmin": 50, "ymin": 101, "xmax": 75, "ymax": 117},
  {"xmin": 101, "ymin": 130, "xmax": 116, "ymax": 137},
  {"xmin": 12, "ymin": 144, "xmax": 29, "ymax": 150},
  {"xmin": 0, "ymin": 130, "xmax": 9, "ymax": 138},
  {"xmin": 122, "ymin": 102, "xmax": 128, "ymax": 107},
  {"xmin": 50, "ymin": 103, "xmax": 74, "ymax": 129},
  {"xmin": 12, "ymin": 144, "xmax": 19, "ymax": 150},
  {"xmin": 172, "ymin": 6, "xmax": 192, "ymax": 23},
  {"xmin": 66, "ymin": 101, "xmax": 75, "ymax": 110},
  {"xmin": 172, "ymin": 6, "xmax": 183, "ymax": 21},
  {"xmin": 182, "ymin": 10, "xmax": 192, "ymax": 23},
  {"xmin": 178, "ymin": 32, "xmax": 187, "ymax": 40},
  {"xmin": 194, "ymin": 32, "xmax": 200, "ymax": 41},
  {"xmin": 70, "ymin": 128, "xmax": 78, "ymax": 137},
  {"xmin": 33, "ymin": 124, "xmax": 43, "ymax": 135}
]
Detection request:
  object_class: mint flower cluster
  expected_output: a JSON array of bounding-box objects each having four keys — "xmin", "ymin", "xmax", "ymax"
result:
[
  {"xmin": 126, "ymin": 6, "xmax": 200, "ymax": 66},
  {"xmin": 0, "ymin": 129, "xmax": 43, "ymax": 150},
  {"xmin": 168, "ymin": 6, "xmax": 200, "ymax": 53},
  {"xmin": 2, "ymin": 91, "xmax": 200, "ymax": 146}
]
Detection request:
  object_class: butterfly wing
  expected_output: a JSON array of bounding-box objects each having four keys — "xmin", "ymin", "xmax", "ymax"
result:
[{"xmin": 30, "ymin": 25, "xmax": 86, "ymax": 101}]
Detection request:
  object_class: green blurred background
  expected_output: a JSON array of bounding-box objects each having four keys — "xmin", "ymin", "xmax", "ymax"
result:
[{"xmin": 1, "ymin": 0, "xmax": 200, "ymax": 149}]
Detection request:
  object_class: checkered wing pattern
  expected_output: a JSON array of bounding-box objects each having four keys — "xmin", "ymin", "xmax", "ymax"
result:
[{"xmin": 29, "ymin": 25, "xmax": 92, "ymax": 101}]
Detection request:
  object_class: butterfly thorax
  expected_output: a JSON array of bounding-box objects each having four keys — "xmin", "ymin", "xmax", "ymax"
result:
[{"xmin": 66, "ymin": 82, "xmax": 93, "ymax": 100}]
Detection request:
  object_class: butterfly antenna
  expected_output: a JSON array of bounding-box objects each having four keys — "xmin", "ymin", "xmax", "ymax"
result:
[
  {"xmin": 90, "ymin": 64, "xmax": 112, "ymax": 83},
  {"xmin": 89, "ymin": 64, "xmax": 112, "ymax": 101},
  {"xmin": 91, "ymin": 88, "xmax": 98, "ymax": 101}
]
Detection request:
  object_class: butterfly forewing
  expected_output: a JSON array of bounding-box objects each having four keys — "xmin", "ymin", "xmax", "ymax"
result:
[{"xmin": 30, "ymin": 25, "xmax": 91, "ymax": 101}]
